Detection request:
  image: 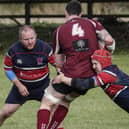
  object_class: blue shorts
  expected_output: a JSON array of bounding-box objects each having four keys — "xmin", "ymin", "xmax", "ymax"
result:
[
  {"xmin": 5, "ymin": 77, "xmax": 50, "ymax": 105},
  {"xmin": 114, "ymin": 87, "xmax": 129, "ymax": 113}
]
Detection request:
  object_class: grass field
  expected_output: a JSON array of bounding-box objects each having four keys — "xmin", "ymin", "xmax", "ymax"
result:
[{"xmin": 0, "ymin": 54, "xmax": 129, "ymax": 129}]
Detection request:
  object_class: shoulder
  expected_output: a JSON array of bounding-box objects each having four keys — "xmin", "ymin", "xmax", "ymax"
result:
[
  {"xmin": 37, "ymin": 39, "xmax": 52, "ymax": 54},
  {"xmin": 87, "ymin": 19, "xmax": 104, "ymax": 30},
  {"xmin": 54, "ymin": 24, "xmax": 64, "ymax": 35},
  {"xmin": 37, "ymin": 39, "xmax": 51, "ymax": 48},
  {"xmin": 95, "ymin": 66, "xmax": 117, "ymax": 85},
  {"xmin": 8, "ymin": 41, "xmax": 21, "ymax": 54},
  {"xmin": 101, "ymin": 65, "xmax": 117, "ymax": 77},
  {"xmin": 5, "ymin": 41, "xmax": 25, "ymax": 58},
  {"xmin": 9, "ymin": 41, "xmax": 20, "ymax": 49},
  {"xmin": 104, "ymin": 65, "xmax": 118, "ymax": 74}
]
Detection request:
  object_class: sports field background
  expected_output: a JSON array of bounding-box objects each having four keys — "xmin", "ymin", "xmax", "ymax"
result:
[
  {"xmin": 0, "ymin": 1, "xmax": 129, "ymax": 128},
  {"xmin": 0, "ymin": 53, "xmax": 129, "ymax": 129}
]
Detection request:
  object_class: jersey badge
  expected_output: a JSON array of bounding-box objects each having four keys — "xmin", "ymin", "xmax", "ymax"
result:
[
  {"xmin": 72, "ymin": 39, "xmax": 89, "ymax": 52},
  {"xmin": 37, "ymin": 57, "xmax": 43, "ymax": 65},
  {"xmin": 17, "ymin": 59, "xmax": 22, "ymax": 64}
]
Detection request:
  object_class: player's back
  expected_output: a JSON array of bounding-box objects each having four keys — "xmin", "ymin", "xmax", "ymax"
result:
[{"xmin": 56, "ymin": 18, "xmax": 99, "ymax": 78}]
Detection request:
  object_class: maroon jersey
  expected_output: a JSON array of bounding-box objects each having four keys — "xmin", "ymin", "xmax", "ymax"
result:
[{"xmin": 53, "ymin": 18, "xmax": 104, "ymax": 78}]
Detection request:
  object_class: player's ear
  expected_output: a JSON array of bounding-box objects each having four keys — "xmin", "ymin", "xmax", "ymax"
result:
[
  {"xmin": 35, "ymin": 33, "xmax": 37, "ymax": 39},
  {"xmin": 64, "ymin": 10, "xmax": 69, "ymax": 18},
  {"xmin": 79, "ymin": 12, "xmax": 82, "ymax": 17}
]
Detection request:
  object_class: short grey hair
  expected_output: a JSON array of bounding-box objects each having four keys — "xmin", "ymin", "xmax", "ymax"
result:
[{"xmin": 19, "ymin": 25, "xmax": 37, "ymax": 40}]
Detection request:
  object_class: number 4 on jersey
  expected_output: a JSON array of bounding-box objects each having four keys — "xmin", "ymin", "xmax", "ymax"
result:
[{"xmin": 72, "ymin": 23, "xmax": 84, "ymax": 37}]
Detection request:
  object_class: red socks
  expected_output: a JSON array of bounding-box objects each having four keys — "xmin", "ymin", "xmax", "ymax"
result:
[
  {"xmin": 47, "ymin": 105, "xmax": 68, "ymax": 129},
  {"xmin": 37, "ymin": 109, "xmax": 50, "ymax": 129},
  {"xmin": 37, "ymin": 105, "xmax": 67, "ymax": 129}
]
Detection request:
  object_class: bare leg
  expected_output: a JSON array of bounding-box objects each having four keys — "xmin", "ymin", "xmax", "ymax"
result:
[
  {"xmin": 0, "ymin": 104, "xmax": 20, "ymax": 126},
  {"xmin": 47, "ymin": 92, "xmax": 80, "ymax": 129},
  {"xmin": 37, "ymin": 85, "xmax": 65, "ymax": 129},
  {"xmin": 37, "ymin": 84, "xmax": 81, "ymax": 129}
]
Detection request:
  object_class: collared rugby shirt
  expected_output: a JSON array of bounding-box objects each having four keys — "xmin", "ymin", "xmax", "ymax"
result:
[{"xmin": 4, "ymin": 39, "xmax": 55, "ymax": 84}]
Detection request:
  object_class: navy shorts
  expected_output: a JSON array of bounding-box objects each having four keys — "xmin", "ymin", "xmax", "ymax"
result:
[
  {"xmin": 52, "ymin": 83, "xmax": 87, "ymax": 95},
  {"xmin": 5, "ymin": 77, "xmax": 50, "ymax": 105},
  {"xmin": 114, "ymin": 87, "xmax": 129, "ymax": 113}
]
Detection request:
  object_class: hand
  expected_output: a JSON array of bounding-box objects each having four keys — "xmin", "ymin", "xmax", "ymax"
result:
[
  {"xmin": 18, "ymin": 85, "xmax": 30, "ymax": 96},
  {"xmin": 56, "ymin": 67, "xmax": 62, "ymax": 75},
  {"xmin": 104, "ymin": 35, "xmax": 114, "ymax": 45},
  {"xmin": 52, "ymin": 73, "xmax": 65, "ymax": 84},
  {"xmin": 12, "ymin": 77, "xmax": 30, "ymax": 96}
]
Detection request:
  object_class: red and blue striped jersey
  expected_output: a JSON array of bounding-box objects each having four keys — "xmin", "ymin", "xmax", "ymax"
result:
[
  {"xmin": 93, "ymin": 65, "xmax": 129, "ymax": 100},
  {"xmin": 4, "ymin": 39, "xmax": 55, "ymax": 85}
]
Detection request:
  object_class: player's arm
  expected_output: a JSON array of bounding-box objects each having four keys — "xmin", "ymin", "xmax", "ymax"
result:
[
  {"xmin": 52, "ymin": 27, "xmax": 66, "ymax": 72},
  {"xmin": 54, "ymin": 54, "xmax": 65, "ymax": 73},
  {"xmin": 53, "ymin": 73, "xmax": 97, "ymax": 95},
  {"xmin": 4, "ymin": 53, "xmax": 29, "ymax": 96},
  {"xmin": 90, "ymin": 19, "xmax": 115, "ymax": 53},
  {"xmin": 97, "ymin": 29, "xmax": 115, "ymax": 53},
  {"xmin": 48, "ymin": 50, "xmax": 64, "ymax": 74},
  {"xmin": 71, "ymin": 70, "xmax": 117, "ymax": 92},
  {"xmin": 48, "ymin": 54, "xmax": 61, "ymax": 74},
  {"xmin": 53, "ymin": 70, "xmax": 117, "ymax": 95},
  {"xmin": 4, "ymin": 69, "xmax": 29, "ymax": 96}
]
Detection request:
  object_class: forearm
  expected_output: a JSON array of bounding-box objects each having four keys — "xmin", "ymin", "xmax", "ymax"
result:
[
  {"xmin": 53, "ymin": 73, "xmax": 96, "ymax": 95},
  {"xmin": 12, "ymin": 78, "xmax": 25, "ymax": 89},
  {"xmin": 62, "ymin": 76, "xmax": 72, "ymax": 86},
  {"xmin": 97, "ymin": 29, "xmax": 113, "ymax": 43},
  {"xmin": 97, "ymin": 29, "xmax": 115, "ymax": 53},
  {"xmin": 54, "ymin": 54, "xmax": 65, "ymax": 68},
  {"xmin": 5, "ymin": 70, "xmax": 16, "ymax": 81},
  {"xmin": 5, "ymin": 70, "xmax": 24, "ymax": 88},
  {"xmin": 12, "ymin": 76, "xmax": 29, "ymax": 96},
  {"xmin": 62, "ymin": 76, "xmax": 95, "ymax": 95},
  {"xmin": 71, "ymin": 78, "xmax": 95, "ymax": 90}
]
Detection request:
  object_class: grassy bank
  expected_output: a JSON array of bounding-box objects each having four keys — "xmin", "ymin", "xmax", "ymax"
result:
[
  {"xmin": 0, "ymin": 54, "xmax": 129, "ymax": 129},
  {"xmin": 0, "ymin": 22, "xmax": 129, "ymax": 129}
]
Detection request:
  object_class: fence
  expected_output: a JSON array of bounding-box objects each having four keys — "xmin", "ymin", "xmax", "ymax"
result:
[{"xmin": 0, "ymin": 0, "xmax": 129, "ymax": 25}]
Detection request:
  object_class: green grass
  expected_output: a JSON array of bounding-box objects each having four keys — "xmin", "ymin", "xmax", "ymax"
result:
[{"xmin": 0, "ymin": 54, "xmax": 129, "ymax": 129}]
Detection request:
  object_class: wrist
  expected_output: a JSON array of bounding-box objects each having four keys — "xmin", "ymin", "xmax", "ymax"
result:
[{"xmin": 62, "ymin": 76, "xmax": 72, "ymax": 86}]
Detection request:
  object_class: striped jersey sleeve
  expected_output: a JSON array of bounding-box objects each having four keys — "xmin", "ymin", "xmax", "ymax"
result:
[
  {"xmin": 4, "ymin": 47, "xmax": 14, "ymax": 70},
  {"xmin": 93, "ymin": 70, "xmax": 117, "ymax": 86}
]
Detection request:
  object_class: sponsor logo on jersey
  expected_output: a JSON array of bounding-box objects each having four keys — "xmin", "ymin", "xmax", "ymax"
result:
[
  {"xmin": 17, "ymin": 59, "xmax": 22, "ymax": 64},
  {"xmin": 37, "ymin": 57, "xmax": 43, "ymax": 65},
  {"xmin": 72, "ymin": 39, "xmax": 89, "ymax": 52}
]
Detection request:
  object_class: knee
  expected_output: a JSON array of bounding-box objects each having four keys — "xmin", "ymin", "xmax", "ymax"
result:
[
  {"xmin": 40, "ymin": 97, "xmax": 56, "ymax": 110},
  {"xmin": 64, "ymin": 94, "xmax": 77, "ymax": 102},
  {"xmin": 59, "ymin": 97, "xmax": 71, "ymax": 108},
  {"xmin": 0, "ymin": 110, "xmax": 13, "ymax": 119},
  {"xmin": 0, "ymin": 110, "xmax": 14, "ymax": 118}
]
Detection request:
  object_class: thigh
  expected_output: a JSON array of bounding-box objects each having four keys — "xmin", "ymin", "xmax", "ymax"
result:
[
  {"xmin": 46, "ymin": 83, "xmax": 66, "ymax": 99},
  {"xmin": 28, "ymin": 78, "xmax": 50, "ymax": 101},
  {"xmin": 63, "ymin": 92, "xmax": 80, "ymax": 104},
  {"xmin": 40, "ymin": 84, "xmax": 66, "ymax": 109},
  {"xmin": 114, "ymin": 88, "xmax": 129, "ymax": 113},
  {"xmin": 1, "ymin": 103, "xmax": 20, "ymax": 114},
  {"xmin": 5, "ymin": 86, "xmax": 27, "ymax": 105},
  {"xmin": 28, "ymin": 85, "xmax": 45, "ymax": 102}
]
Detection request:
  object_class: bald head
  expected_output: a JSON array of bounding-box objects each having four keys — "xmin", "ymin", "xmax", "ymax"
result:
[
  {"xmin": 19, "ymin": 25, "xmax": 37, "ymax": 50},
  {"xmin": 19, "ymin": 25, "xmax": 37, "ymax": 40}
]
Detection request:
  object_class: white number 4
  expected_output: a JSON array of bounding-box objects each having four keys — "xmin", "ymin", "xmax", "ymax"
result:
[{"xmin": 72, "ymin": 23, "xmax": 84, "ymax": 37}]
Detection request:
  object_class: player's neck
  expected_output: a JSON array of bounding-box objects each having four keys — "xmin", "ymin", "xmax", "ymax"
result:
[{"xmin": 67, "ymin": 15, "xmax": 80, "ymax": 21}]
